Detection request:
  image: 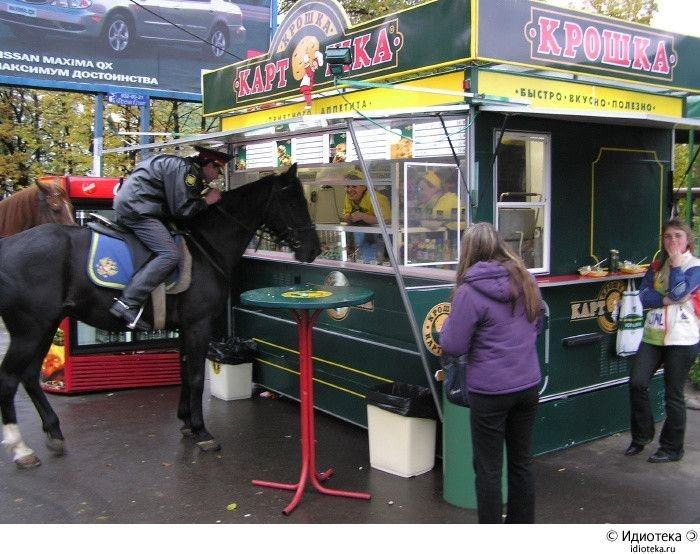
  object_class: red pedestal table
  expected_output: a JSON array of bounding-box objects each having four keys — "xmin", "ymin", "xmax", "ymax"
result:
[{"xmin": 240, "ymin": 284, "xmax": 374, "ymax": 515}]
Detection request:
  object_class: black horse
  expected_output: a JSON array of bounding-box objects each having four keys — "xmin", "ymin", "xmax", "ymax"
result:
[{"xmin": 0, "ymin": 164, "xmax": 320, "ymax": 468}]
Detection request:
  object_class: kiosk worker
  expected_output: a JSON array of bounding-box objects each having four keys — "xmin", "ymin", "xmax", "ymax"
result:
[
  {"xmin": 625, "ymin": 218, "xmax": 700, "ymax": 463},
  {"xmin": 342, "ymin": 167, "xmax": 391, "ymax": 263},
  {"xmin": 416, "ymin": 169, "xmax": 458, "ymax": 219},
  {"xmin": 111, "ymin": 146, "xmax": 232, "ymax": 330},
  {"xmin": 440, "ymin": 222, "xmax": 543, "ymax": 524}
]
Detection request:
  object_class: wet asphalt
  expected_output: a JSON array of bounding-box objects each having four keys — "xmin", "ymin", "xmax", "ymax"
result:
[{"xmin": 0, "ymin": 319, "xmax": 698, "ymax": 524}]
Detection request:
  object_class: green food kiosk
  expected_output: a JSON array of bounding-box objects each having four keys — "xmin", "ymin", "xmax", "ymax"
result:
[{"xmin": 108, "ymin": 0, "xmax": 700, "ymax": 508}]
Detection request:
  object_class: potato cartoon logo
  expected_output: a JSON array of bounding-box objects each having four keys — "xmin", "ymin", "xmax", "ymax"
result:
[
  {"xmin": 292, "ymin": 35, "xmax": 324, "ymax": 109},
  {"xmin": 291, "ymin": 35, "xmax": 320, "ymax": 80}
]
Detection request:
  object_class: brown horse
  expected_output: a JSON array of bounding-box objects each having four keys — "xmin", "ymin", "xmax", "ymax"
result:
[{"xmin": 0, "ymin": 178, "xmax": 75, "ymax": 237}]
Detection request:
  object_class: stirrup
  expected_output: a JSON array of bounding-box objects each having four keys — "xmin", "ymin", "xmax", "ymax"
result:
[{"xmin": 110, "ymin": 299, "xmax": 151, "ymax": 331}]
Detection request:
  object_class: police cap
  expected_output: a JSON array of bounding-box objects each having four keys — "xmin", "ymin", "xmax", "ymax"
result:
[{"xmin": 193, "ymin": 145, "xmax": 233, "ymax": 167}]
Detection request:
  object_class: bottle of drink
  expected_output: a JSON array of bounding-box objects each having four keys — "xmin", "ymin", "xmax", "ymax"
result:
[{"xmin": 609, "ymin": 249, "xmax": 620, "ymax": 272}]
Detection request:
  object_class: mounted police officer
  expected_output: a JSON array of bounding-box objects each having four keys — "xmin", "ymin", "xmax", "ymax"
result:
[{"xmin": 110, "ymin": 145, "xmax": 233, "ymax": 330}]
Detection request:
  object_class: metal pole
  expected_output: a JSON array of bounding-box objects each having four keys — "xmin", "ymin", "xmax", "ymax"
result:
[
  {"xmin": 346, "ymin": 119, "xmax": 443, "ymax": 421},
  {"xmin": 139, "ymin": 98, "xmax": 151, "ymax": 161},
  {"xmin": 93, "ymin": 93, "xmax": 104, "ymax": 177},
  {"xmin": 687, "ymin": 130, "xmax": 695, "ymax": 228}
]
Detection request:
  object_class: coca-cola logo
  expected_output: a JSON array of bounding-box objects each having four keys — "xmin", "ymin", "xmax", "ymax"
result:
[{"xmin": 82, "ymin": 182, "xmax": 96, "ymax": 194}]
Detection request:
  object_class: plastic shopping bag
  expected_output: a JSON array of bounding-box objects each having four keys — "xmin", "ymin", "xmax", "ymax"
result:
[{"xmin": 616, "ymin": 281, "xmax": 644, "ymax": 357}]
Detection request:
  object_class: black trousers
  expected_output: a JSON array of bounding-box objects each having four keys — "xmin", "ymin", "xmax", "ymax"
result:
[
  {"xmin": 468, "ymin": 385, "xmax": 539, "ymax": 524},
  {"xmin": 117, "ymin": 217, "xmax": 180, "ymax": 306},
  {"xmin": 629, "ymin": 341, "xmax": 698, "ymax": 455}
]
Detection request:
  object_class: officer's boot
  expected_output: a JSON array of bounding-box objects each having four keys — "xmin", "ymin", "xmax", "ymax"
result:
[{"xmin": 109, "ymin": 298, "xmax": 152, "ymax": 331}]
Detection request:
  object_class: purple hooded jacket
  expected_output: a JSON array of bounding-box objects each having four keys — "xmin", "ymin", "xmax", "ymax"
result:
[{"xmin": 440, "ymin": 261, "xmax": 543, "ymax": 395}]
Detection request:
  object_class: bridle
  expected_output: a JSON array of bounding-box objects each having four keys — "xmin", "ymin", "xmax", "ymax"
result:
[
  {"xmin": 216, "ymin": 177, "xmax": 315, "ymax": 250},
  {"xmin": 184, "ymin": 175, "xmax": 315, "ymax": 276}
]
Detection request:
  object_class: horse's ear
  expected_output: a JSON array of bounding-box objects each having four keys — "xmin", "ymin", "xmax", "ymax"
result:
[
  {"xmin": 35, "ymin": 179, "xmax": 50, "ymax": 194},
  {"xmin": 287, "ymin": 163, "xmax": 298, "ymax": 179}
]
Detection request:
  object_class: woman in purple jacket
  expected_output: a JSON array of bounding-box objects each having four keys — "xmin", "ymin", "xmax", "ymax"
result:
[{"xmin": 440, "ymin": 222, "xmax": 543, "ymax": 524}]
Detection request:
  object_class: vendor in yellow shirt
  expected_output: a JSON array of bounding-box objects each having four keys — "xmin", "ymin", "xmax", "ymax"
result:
[
  {"xmin": 416, "ymin": 169, "xmax": 459, "ymax": 220},
  {"xmin": 341, "ymin": 167, "xmax": 391, "ymax": 262},
  {"xmin": 342, "ymin": 167, "xmax": 391, "ymax": 225},
  {"xmin": 414, "ymin": 168, "xmax": 463, "ymax": 261}
]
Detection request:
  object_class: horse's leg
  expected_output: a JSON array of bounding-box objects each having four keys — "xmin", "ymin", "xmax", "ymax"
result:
[
  {"xmin": 1, "ymin": 343, "xmax": 48, "ymax": 468},
  {"xmin": 177, "ymin": 347, "xmax": 194, "ymax": 437},
  {"xmin": 22, "ymin": 371, "xmax": 65, "ymax": 455},
  {"xmin": 182, "ymin": 319, "xmax": 220, "ymax": 452},
  {"xmin": 1, "ymin": 317, "xmax": 62, "ymax": 468},
  {"xmin": 0, "ymin": 370, "xmax": 39, "ymax": 468}
]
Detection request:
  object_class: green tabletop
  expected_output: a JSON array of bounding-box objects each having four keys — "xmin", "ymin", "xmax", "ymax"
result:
[{"xmin": 240, "ymin": 284, "xmax": 373, "ymax": 310}]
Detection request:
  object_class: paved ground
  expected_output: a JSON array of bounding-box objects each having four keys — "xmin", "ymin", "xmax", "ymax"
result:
[{"xmin": 0, "ymin": 320, "xmax": 698, "ymax": 524}]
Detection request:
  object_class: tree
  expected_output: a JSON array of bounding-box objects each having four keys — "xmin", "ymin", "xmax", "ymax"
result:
[
  {"xmin": 0, "ymin": 85, "xmax": 208, "ymax": 183},
  {"xmin": 575, "ymin": 0, "xmax": 658, "ymax": 25},
  {"xmin": 278, "ymin": 0, "xmax": 425, "ymax": 23}
]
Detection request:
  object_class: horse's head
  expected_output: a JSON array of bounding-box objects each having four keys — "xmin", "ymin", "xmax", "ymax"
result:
[
  {"xmin": 35, "ymin": 178, "xmax": 76, "ymax": 226},
  {"xmin": 261, "ymin": 164, "xmax": 321, "ymax": 263}
]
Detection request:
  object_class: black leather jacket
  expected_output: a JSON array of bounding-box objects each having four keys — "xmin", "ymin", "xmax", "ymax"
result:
[{"xmin": 113, "ymin": 154, "xmax": 208, "ymax": 222}]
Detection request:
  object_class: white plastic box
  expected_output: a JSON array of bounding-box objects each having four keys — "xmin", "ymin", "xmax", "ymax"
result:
[
  {"xmin": 206, "ymin": 359, "xmax": 253, "ymax": 401},
  {"xmin": 367, "ymin": 404, "xmax": 437, "ymax": 477}
]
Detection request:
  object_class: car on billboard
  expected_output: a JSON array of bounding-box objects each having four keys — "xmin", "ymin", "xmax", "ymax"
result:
[{"xmin": 0, "ymin": 0, "xmax": 246, "ymax": 59}]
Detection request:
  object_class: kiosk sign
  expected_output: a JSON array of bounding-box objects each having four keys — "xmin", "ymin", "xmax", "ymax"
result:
[
  {"xmin": 525, "ymin": 6, "xmax": 676, "ymax": 82},
  {"xmin": 202, "ymin": 0, "xmax": 471, "ymax": 116},
  {"xmin": 231, "ymin": 3, "xmax": 402, "ymax": 109},
  {"xmin": 477, "ymin": 0, "xmax": 700, "ymax": 93}
]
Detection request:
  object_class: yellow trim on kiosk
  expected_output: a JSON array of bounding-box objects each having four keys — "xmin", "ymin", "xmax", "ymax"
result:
[
  {"xmin": 222, "ymin": 72, "xmax": 466, "ymax": 131},
  {"xmin": 478, "ymin": 72, "xmax": 683, "ymax": 118},
  {"xmin": 474, "ymin": 56, "xmax": 700, "ymax": 95},
  {"xmin": 471, "ymin": 0, "xmax": 478, "ymax": 58},
  {"xmin": 255, "ymin": 357, "xmax": 368, "ymax": 399},
  {"xmin": 254, "ymin": 338, "xmax": 393, "ymax": 383},
  {"xmin": 589, "ymin": 147, "xmax": 664, "ymax": 262}
]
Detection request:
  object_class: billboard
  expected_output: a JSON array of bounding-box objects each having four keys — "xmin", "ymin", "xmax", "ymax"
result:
[{"xmin": 0, "ymin": 0, "xmax": 275, "ymax": 99}]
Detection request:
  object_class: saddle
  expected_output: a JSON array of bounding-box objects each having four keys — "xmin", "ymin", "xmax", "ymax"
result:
[{"xmin": 85, "ymin": 213, "xmax": 192, "ymax": 329}]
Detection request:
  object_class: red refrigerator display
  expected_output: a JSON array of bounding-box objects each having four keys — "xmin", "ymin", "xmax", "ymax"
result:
[{"xmin": 40, "ymin": 175, "xmax": 181, "ymax": 394}]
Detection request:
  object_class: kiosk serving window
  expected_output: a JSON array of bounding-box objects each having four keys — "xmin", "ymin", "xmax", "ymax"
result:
[
  {"xmin": 495, "ymin": 131, "xmax": 550, "ymax": 273},
  {"xmin": 237, "ymin": 115, "xmax": 468, "ymax": 270}
]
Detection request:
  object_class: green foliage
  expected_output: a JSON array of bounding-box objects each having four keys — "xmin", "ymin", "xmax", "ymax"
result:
[
  {"xmin": 0, "ymin": 85, "xmax": 210, "ymax": 184},
  {"xmin": 279, "ymin": 0, "xmax": 425, "ymax": 23},
  {"xmin": 577, "ymin": 0, "xmax": 658, "ymax": 24},
  {"xmin": 690, "ymin": 356, "xmax": 700, "ymax": 388}
]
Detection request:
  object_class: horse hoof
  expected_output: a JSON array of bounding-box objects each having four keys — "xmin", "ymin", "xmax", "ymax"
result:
[
  {"xmin": 45, "ymin": 437, "xmax": 65, "ymax": 455},
  {"xmin": 15, "ymin": 453, "xmax": 41, "ymax": 469},
  {"xmin": 196, "ymin": 439, "xmax": 221, "ymax": 452},
  {"xmin": 180, "ymin": 426, "xmax": 194, "ymax": 438}
]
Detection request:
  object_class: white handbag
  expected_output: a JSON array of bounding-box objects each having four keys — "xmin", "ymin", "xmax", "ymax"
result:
[{"xmin": 616, "ymin": 280, "xmax": 644, "ymax": 357}]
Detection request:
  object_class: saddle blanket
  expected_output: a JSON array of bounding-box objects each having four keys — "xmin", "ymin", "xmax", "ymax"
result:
[{"xmin": 87, "ymin": 232, "xmax": 182, "ymax": 290}]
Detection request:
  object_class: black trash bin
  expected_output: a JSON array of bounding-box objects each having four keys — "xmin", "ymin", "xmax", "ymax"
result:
[
  {"xmin": 206, "ymin": 337, "xmax": 257, "ymax": 365},
  {"xmin": 365, "ymin": 382, "xmax": 438, "ymax": 477},
  {"xmin": 206, "ymin": 338, "xmax": 258, "ymax": 401}
]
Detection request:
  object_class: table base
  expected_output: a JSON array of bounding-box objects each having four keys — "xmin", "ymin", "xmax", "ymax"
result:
[{"xmin": 252, "ymin": 309, "xmax": 371, "ymax": 515}]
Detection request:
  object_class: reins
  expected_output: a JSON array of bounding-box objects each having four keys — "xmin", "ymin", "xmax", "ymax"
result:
[{"xmin": 185, "ymin": 177, "xmax": 314, "ymax": 277}]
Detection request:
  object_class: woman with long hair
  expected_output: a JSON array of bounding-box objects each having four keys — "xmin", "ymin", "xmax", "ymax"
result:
[
  {"xmin": 440, "ymin": 222, "xmax": 543, "ymax": 523},
  {"xmin": 625, "ymin": 218, "xmax": 700, "ymax": 463}
]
